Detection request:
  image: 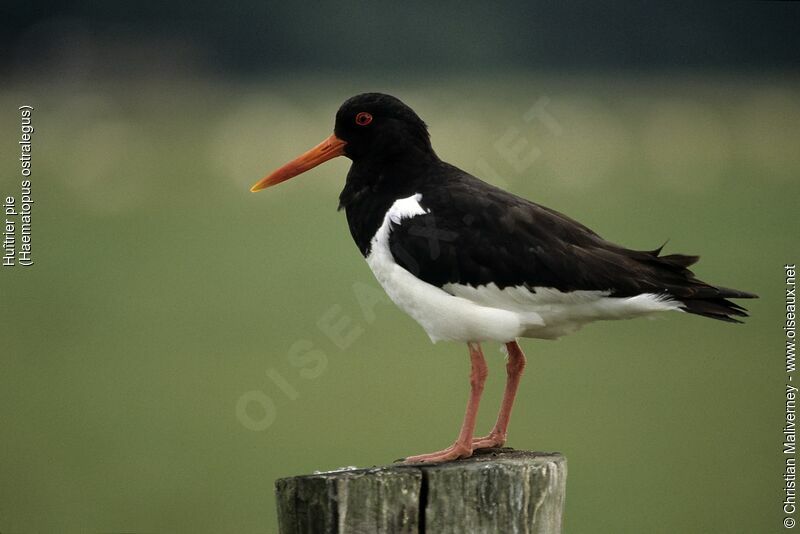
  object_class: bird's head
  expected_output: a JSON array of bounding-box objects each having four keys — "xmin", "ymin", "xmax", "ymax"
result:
[{"xmin": 251, "ymin": 93, "xmax": 433, "ymax": 192}]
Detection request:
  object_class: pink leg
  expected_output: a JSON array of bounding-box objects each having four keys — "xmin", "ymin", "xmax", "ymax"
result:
[
  {"xmin": 404, "ymin": 342, "xmax": 488, "ymax": 463},
  {"xmin": 472, "ymin": 340, "xmax": 526, "ymax": 449}
]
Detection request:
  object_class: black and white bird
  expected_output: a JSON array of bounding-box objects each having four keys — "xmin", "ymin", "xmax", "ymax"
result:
[{"xmin": 251, "ymin": 93, "xmax": 756, "ymax": 463}]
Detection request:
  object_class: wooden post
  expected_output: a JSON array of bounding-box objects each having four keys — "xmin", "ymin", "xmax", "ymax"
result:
[{"xmin": 275, "ymin": 449, "xmax": 567, "ymax": 533}]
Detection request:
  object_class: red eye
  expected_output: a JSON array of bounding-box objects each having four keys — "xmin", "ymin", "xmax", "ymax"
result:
[{"xmin": 355, "ymin": 112, "xmax": 373, "ymax": 126}]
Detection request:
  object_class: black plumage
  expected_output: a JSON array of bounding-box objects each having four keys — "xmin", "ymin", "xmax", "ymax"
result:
[{"xmin": 334, "ymin": 93, "xmax": 756, "ymax": 323}]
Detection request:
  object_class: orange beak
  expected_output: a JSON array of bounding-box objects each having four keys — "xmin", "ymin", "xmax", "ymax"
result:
[{"xmin": 250, "ymin": 134, "xmax": 347, "ymax": 192}]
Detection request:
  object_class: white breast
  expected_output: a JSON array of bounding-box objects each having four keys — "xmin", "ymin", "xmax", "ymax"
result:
[
  {"xmin": 365, "ymin": 194, "xmax": 682, "ymax": 343},
  {"xmin": 365, "ymin": 194, "xmax": 535, "ymax": 343}
]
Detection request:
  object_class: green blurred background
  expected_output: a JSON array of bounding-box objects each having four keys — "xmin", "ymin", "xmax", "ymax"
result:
[{"xmin": 1, "ymin": 3, "xmax": 799, "ymax": 533}]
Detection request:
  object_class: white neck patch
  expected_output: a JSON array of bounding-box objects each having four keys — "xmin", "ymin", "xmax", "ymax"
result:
[
  {"xmin": 369, "ymin": 193, "xmax": 428, "ymax": 253},
  {"xmin": 387, "ymin": 193, "xmax": 428, "ymax": 225}
]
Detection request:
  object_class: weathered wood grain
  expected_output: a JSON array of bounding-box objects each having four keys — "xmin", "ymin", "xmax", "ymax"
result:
[{"xmin": 276, "ymin": 449, "xmax": 566, "ymax": 533}]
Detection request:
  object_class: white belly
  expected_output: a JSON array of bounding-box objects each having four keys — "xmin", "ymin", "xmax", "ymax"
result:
[{"xmin": 365, "ymin": 194, "xmax": 682, "ymax": 343}]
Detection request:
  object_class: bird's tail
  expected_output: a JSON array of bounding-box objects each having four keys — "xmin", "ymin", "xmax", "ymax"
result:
[
  {"xmin": 642, "ymin": 249, "xmax": 758, "ymax": 323},
  {"xmin": 678, "ymin": 286, "xmax": 758, "ymax": 323}
]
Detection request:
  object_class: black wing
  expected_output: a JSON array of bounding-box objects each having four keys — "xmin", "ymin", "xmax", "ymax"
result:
[{"xmin": 388, "ymin": 169, "xmax": 756, "ymax": 322}]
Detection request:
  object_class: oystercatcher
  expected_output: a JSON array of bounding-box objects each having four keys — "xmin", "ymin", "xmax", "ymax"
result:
[{"xmin": 251, "ymin": 93, "xmax": 757, "ymax": 463}]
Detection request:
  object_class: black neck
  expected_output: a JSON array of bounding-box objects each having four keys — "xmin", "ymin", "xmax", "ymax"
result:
[{"xmin": 339, "ymin": 152, "xmax": 441, "ymax": 256}]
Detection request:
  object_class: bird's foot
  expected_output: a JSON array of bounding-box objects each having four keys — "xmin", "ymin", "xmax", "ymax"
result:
[
  {"xmin": 471, "ymin": 431, "xmax": 506, "ymax": 450},
  {"xmin": 403, "ymin": 442, "xmax": 473, "ymax": 464}
]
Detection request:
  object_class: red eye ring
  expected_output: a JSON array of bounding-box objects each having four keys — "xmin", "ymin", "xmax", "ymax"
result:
[{"xmin": 355, "ymin": 112, "xmax": 373, "ymax": 126}]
